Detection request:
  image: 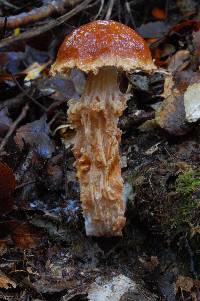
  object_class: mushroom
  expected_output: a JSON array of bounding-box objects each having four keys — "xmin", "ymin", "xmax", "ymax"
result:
[{"xmin": 51, "ymin": 20, "xmax": 155, "ymax": 236}]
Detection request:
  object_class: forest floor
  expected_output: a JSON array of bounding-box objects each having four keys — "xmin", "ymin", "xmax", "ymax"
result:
[{"xmin": 1, "ymin": 0, "xmax": 200, "ymax": 300}]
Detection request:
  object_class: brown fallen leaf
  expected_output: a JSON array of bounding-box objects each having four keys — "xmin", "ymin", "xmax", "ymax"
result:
[
  {"xmin": 0, "ymin": 271, "xmax": 16, "ymax": 289},
  {"xmin": 170, "ymin": 20, "xmax": 200, "ymax": 35},
  {"xmin": 46, "ymin": 162, "xmax": 63, "ymax": 190},
  {"xmin": 160, "ymin": 73, "xmax": 175, "ymax": 99},
  {"xmin": 0, "ymin": 240, "xmax": 7, "ymax": 256},
  {"xmin": 175, "ymin": 70, "xmax": 199, "ymax": 93},
  {"xmin": 152, "ymin": 7, "xmax": 166, "ymax": 20},
  {"xmin": 155, "ymin": 92, "xmax": 189, "ymax": 136},
  {"xmin": 176, "ymin": 275, "xmax": 200, "ymax": 293},
  {"xmin": 193, "ymin": 30, "xmax": 200, "ymax": 58},
  {"xmin": 9, "ymin": 221, "xmax": 42, "ymax": 249},
  {"xmin": 0, "ymin": 162, "xmax": 16, "ymax": 214},
  {"xmin": 14, "ymin": 115, "xmax": 55, "ymax": 158},
  {"xmin": 138, "ymin": 256, "xmax": 159, "ymax": 272},
  {"xmin": 168, "ymin": 50, "xmax": 191, "ymax": 73},
  {"xmin": 192, "ymin": 30, "xmax": 200, "ymax": 78}
]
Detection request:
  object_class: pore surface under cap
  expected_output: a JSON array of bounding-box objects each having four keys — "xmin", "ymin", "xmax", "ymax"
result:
[{"xmin": 51, "ymin": 20, "xmax": 155, "ymax": 74}]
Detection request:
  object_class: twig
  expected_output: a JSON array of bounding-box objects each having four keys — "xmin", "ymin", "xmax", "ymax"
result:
[
  {"xmin": 93, "ymin": 0, "xmax": 105, "ymax": 20},
  {"xmin": 0, "ymin": 0, "xmax": 18, "ymax": 9},
  {"xmin": 165, "ymin": 0, "xmax": 169, "ymax": 19},
  {"xmin": 0, "ymin": 16, "xmax": 7, "ymax": 40},
  {"xmin": 9, "ymin": 72, "xmax": 47, "ymax": 112},
  {"xmin": 184, "ymin": 236, "xmax": 197, "ymax": 277},
  {"xmin": 0, "ymin": 104, "xmax": 29, "ymax": 154},
  {"xmin": 48, "ymin": 111, "xmax": 60, "ymax": 127},
  {"xmin": 184, "ymin": 237, "xmax": 200, "ymax": 301},
  {"xmin": 0, "ymin": 0, "xmax": 82, "ymax": 29},
  {"xmin": 0, "ymin": 0, "xmax": 94, "ymax": 49},
  {"xmin": 63, "ymin": 146, "xmax": 69, "ymax": 200},
  {"xmin": 117, "ymin": 0, "xmax": 122, "ymax": 22},
  {"xmin": 16, "ymin": 180, "xmax": 36, "ymax": 190},
  {"xmin": 125, "ymin": 0, "xmax": 136, "ymax": 28},
  {"xmin": 105, "ymin": 0, "xmax": 115, "ymax": 20}
]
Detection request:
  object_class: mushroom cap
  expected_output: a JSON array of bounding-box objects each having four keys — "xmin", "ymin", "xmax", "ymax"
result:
[{"xmin": 51, "ymin": 20, "xmax": 155, "ymax": 74}]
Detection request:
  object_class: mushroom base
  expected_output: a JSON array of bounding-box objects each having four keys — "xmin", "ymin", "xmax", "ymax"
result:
[{"xmin": 68, "ymin": 67, "xmax": 129, "ymax": 236}]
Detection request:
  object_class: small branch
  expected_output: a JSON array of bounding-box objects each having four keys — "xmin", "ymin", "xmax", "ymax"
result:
[
  {"xmin": 0, "ymin": 0, "xmax": 82, "ymax": 29},
  {"xmin": 105, "ymin": 0, "xmax": 115, "ymax": 20},
  {"xmin": 0, "ymin": 104, "xmax": 29, "ymax": 154},
  {"xmin": 184, "ymin": 237, "xmax": 200, "ymax": 301},
  {"xmin": 0, "ymin": 16, "xmax": 7, "ymax": 40},
  {"xmin": 184, "ymin": 237, "xmax": 197, "ymax": 277},
  {"xmin": 9, "ymin": 73, "xmax": 47, "ymax": 112},
  {"xmin": 16, "ymin": 180, "xmax": 36, "ymax": 190},
  {"xmin": 0, "ymin": 0, "xmax": 18, "ymax": 9},
  {"xmin": 93, "ymin": 0, "xmax": 105, "ymax": 20},
  {"xmin": 125, "ymin": 0, "xmax": 136, "ymax": 27},
  {"xmin": 0, "ymin": 0, "xmax": 94, "ymax": 49}
]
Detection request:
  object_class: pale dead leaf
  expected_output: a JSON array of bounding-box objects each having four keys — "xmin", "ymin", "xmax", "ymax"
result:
[
  {"xmin": 24, "ymin": 61, "xmax": 50, "ymax": 84},
  {"xmin": 168, "ymin": 50, "xmax": 190, "ymax": 73},
  {"xmin": 176, "ymin": 276, "xmax": 194, "ymax": 292},
  {"xmin": 0, "ymin": 271, "xmax": 16, "ymax": 289},
  {"xmin": 184, "ymin": 83, "xmax": 200, "ymax": 122},
  {"xmin": 161, "ymin": 74, "xmax": 175, "ymax": 99}
]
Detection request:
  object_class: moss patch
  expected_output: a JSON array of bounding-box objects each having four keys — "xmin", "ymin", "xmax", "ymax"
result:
[
  {"xmin": 169, "ymin": 171, "xmax": 200, "ymax": 235},
  {"xmin": 176, "ymin": 171, "xmax": 200, "ymax": 195}
]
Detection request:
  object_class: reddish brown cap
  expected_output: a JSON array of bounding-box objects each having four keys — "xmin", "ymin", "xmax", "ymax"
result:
[{"xmin": 51, "ymin": 20, "xmax": 155, "ymax": 74}]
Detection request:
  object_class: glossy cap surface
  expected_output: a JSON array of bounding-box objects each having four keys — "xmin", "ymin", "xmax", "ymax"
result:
[{"xmin": 51, "ymin": 20, "xmax": 155, "ymax": 74}]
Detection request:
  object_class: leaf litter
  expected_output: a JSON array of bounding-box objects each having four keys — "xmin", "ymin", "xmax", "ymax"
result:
[{"xmin": 1, "ymin": 1, "xmax": 200, "ymax": 301}]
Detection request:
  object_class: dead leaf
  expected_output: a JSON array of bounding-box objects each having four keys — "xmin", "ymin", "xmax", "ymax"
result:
[
  {"xmin": 168, "ymin": 50, "xmax": 191, "ymax": 73},
  {"xmin": 170, "ymin": 20, "xmax": 200, "ymax": 35},
  {"xmin": 0, "ymin": 162, "xmax": 16, "ymax": 214},
  {"xmin": 9, "ymin": 221, "xmax": 42, "ymax": 249},
  {"xmin": 0, "ymin": 240, "xmax": 7, "ymax": 256},
  {"xmin": 47, "ymin": 163, "xmax": 63, "ymax": 190},
  {"xmin": 176, "ymin": 276, "xmax": 194, "ymax": 292},
  {"xmin": 0, "ymin": 271, "xmax": 16, "ymax": 289},
  {"xmin": 175, "ymin": 70, "xmax": 200, "ymax": 93},
  {"xmin": 193, "ymin": 30, "xmax": 200, "ymax": 56},
  {"xmin": 137, "ymin": 21, "xmax": 169, "ymax": 38},
  {"xmin": 58, "ymin": 124, "xmax": 75, "ymax": 149},
  {"xmin": 70, "ymin": 69, "xmax": 86, "ymax": 95},
  {"xmin": 184, "ymin": 83, "xmax": 200, "ymax": 122},
  {"xmin": 0, "ymin": 52, "xmax": 24, "ymax": 75},
  {"xmin": 160, "ymin": 74, "xmax": 175, "ymax": 99},
  {"xmin": 38, "ymin": 75, "xmax": 78, "ymax": 102},
  {"xmin": 0, "ymin": 107, "xmax": 12, "ymax": 137},
  {"xmin": 176, "ymin": 0, "xmax": 196, "ymax": 16},
  {"xmin": 192, "ymin": 30, "xmax": 200, "ymax": 68},
  {"xmin": 24, "ymin": 61, "xmax": 49, "ymax": 84},
  {"xmin": 152, "ymin": 7, "xmax": 166, "ymax": 20},
  {"xmin": 14, "ymin": 115, "xmax": 55, "ymax": 158},
  {"xmin": 138, "ymin": 256, "xmax": 159, "ymax": 271},
  {"xmin": 88, "ymin": 275, "xmax": 157, "ymax": 301},
  {"xmin": 155, "ymin": 92, "xmax": 189, "ymax": 136}
]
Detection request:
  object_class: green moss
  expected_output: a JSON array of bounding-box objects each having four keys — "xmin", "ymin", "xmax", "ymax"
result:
[
  {"xmin": 169, "ymin": 171, "xmax": 200, "ymax": 234},
  {"xmin": 176, "ymin": 171, "xmax": 200, "ymax": 195}
]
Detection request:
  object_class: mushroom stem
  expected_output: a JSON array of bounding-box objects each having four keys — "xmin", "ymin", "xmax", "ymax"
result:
[{"xmin": 68, "ymin": 67, "xmax": 129, "ymax": 236}]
